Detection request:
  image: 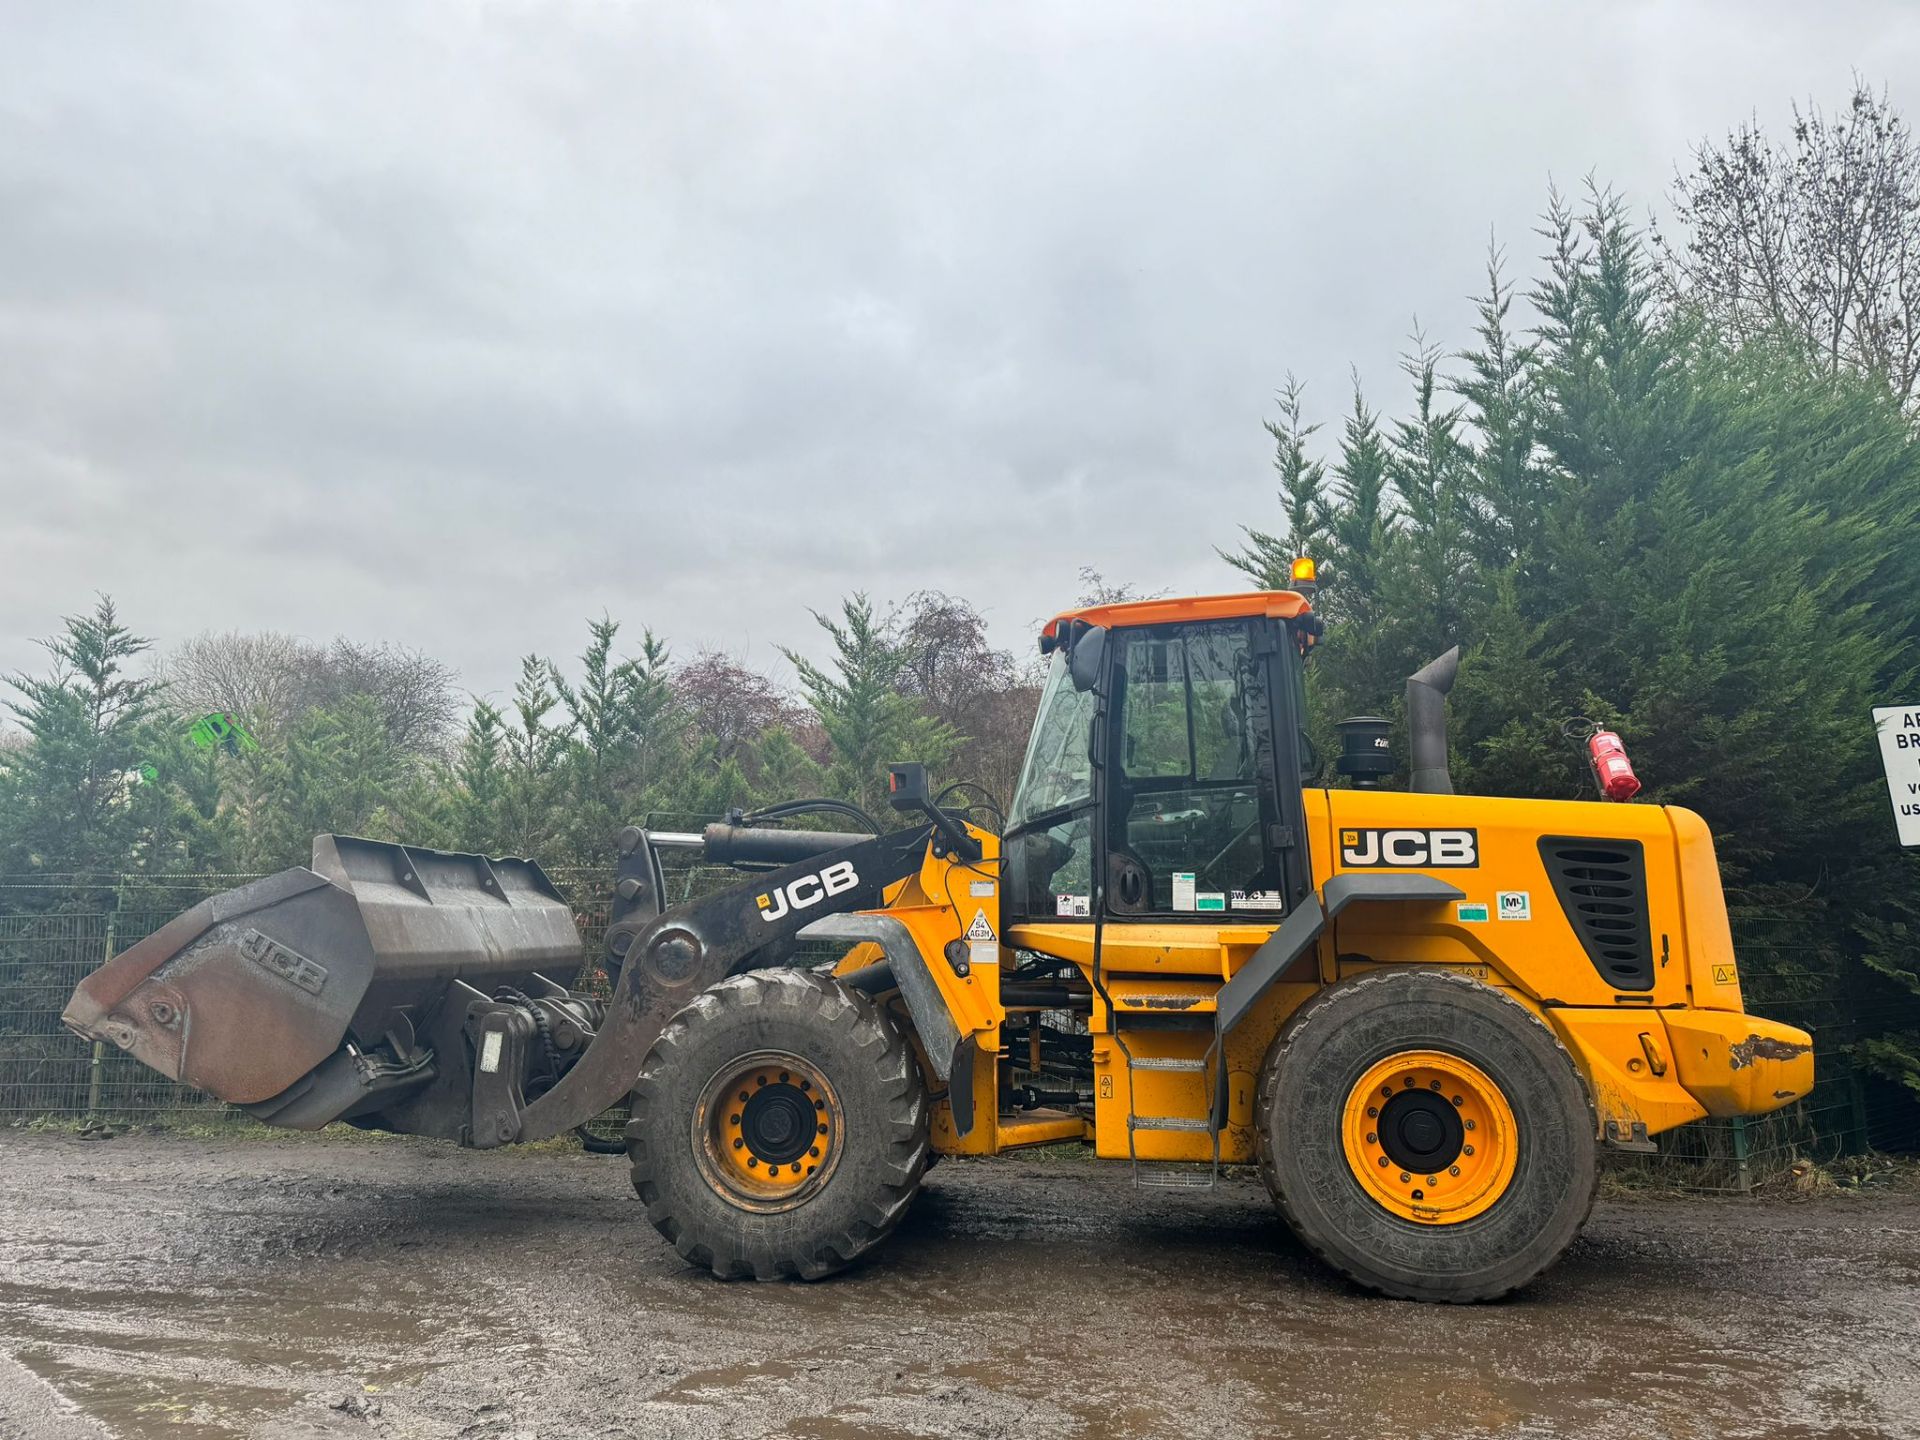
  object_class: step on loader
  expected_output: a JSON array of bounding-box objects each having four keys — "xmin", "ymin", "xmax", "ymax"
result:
[{"xmin": 63, "ymin": 581, "xmax": 1815, "ymax": 1301}]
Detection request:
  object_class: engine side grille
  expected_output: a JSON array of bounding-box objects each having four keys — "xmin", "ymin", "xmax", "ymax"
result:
[{"xmin": 1537, "ymin": 837, "xmax": 1655, "ymax": 992}]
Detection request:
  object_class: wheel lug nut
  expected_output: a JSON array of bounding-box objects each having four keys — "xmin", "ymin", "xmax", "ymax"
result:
[
  {"xmin": 809, "ymin": 1147, "xmax": 820, "ymax": 1158},
  {"xmin": 1427, "ymin": 1175, "xmax": 1438, "ymax": 1185},
  {"xmin": 1399, "ymin": 1172, "xmax": 1410, "ymax": 1183},
  {"xmin": 1451, "ymin": 1095, "xmax": 1463, "ymax": 1107},
  {"xmin": 1378, "ymin": 1157, "xmax": 1389, "ymax": 1168},
  {"xmin": 1465, "ymin": 1120, "xmax": 1476, "ymax": 1131},
  {"xmin": 1464, "ymin": 1145, "xmax": 1475, "ymax": 1156},
  {"xmin": 1449, "ymin": 1166, "xmax": 1461, "ymax": 1176},
  {"xmin": 1366, "ymin": 1132, "xmax": 1377, "ymax": 1145},
  {"xmin": 732, "ymin": 1138, "xmax": 743, "ymax": 1149},
  {"xmin": 747, "ymin": 1157, "xmax": 759, "ymax": 1168},
  {"xmin": 1430, "ymin": 1080, "xmax": 1442, "ymax": 1091},
  {"xmin": 1366, "ymin": 1107, "xmax": 1378, "ymax": 1118}
]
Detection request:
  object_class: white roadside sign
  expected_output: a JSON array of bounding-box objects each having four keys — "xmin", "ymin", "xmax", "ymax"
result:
[{"xmin": 1874, "ymin": 705, "xmax": 1920, "ymax": 848}]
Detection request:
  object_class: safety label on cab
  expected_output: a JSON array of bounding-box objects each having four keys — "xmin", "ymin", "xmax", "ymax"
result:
[{"xmin": 1230, "ymin": 889, "xmax": 1286, "ymax": 911}]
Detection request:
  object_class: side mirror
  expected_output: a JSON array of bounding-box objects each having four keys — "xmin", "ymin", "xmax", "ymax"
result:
[
  {"xmin": 885, "ymin": 761, "xmax": 983, "ymax": 860},
  {"xmin": 886, "ymin": 762, "xmax": 932, "ymax": 812},
  {"xmin": 1068, "ymin": 626, "xmax": 1108, "ymax": 693}
]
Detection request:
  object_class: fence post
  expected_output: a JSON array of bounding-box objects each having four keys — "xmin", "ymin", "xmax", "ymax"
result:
[
  {"xmin": 84, "ymin": 895, "xmax": 120, "ymax": 1122},
  {"xmin": 1847, "ymin": 1069, "xmax": 1871, "ymax": 1155},
  {"xmin": 1730, "ymin": 1115, "xmax": 1752, "ymax": 1193}
]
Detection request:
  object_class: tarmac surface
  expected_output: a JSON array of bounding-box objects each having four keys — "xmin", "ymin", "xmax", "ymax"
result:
[{"xmin": 0, "ymin": 1131, "xmax": 1914, "ymax": 1439}]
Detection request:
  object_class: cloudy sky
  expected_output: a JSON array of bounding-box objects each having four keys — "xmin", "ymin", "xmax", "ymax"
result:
[{"xmin": 2, "ymin": 2, "xmax": 1915, "ymax": 707}]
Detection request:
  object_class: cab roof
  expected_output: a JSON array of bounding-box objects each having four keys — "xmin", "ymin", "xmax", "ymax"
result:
[{"xmin": 1040, "ymin": 589, "xmax": 1312, "ymax": 649}]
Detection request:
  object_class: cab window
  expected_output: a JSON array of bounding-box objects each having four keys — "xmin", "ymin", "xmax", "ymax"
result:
[{"xmin": 1003, "ymin": 650, "xmax": 1100, "ymax": 919}]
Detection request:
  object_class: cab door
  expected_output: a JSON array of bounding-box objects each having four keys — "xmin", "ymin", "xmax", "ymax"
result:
[{"xmin": 1101, "ymin": 618, "xmax": 1308, "ymax": 919}]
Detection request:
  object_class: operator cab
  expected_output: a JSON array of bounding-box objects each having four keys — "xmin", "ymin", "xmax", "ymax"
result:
[{"xmin": 1002, "ymin": 591, "xmax": 1319, "ymax": 927}]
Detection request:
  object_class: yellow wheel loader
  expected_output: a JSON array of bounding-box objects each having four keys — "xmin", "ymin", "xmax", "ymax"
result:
[{"xmin": 63, "ymin": 584, "xmax": 1814, "ymax": 1301}]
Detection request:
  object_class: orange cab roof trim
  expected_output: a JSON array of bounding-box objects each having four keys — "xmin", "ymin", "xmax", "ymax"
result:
[{"xmin": 1042, "ymin": 589, "xmax": 1312, "ymax": 644}]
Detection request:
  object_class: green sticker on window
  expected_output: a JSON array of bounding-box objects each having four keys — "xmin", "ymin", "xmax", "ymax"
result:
[{"xmin": 1456, "ymin": 902, "xmax": 1490, "ymax": 924}]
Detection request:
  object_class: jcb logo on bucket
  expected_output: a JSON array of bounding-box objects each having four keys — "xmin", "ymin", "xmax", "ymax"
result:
[
  {"xmin": 1340, "ymin": 828, "xmax": 1479, "ymax": 868},
  {"xmin": 756, "ymin": 861, "xmax": 860, "ymax": 922}
]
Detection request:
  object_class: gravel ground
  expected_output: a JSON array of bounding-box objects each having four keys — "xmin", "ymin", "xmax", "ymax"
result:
[{"xmin": 0, "ymin": 1132, "xmax": 1914, "ymax": 1440}]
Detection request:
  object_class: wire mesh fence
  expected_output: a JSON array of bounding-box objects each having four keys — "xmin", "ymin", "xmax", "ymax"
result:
[
  {"xmin": 0, "ymin": 877, "xmax": 259, "ymax": 1127},
  {"xmin": 1608, "ymin": 905, "xmax": 1920, "ymax": 1190},
  {"xmin": 2, "ymin": 859, "xmax": 1915, "ymax": 1189}
]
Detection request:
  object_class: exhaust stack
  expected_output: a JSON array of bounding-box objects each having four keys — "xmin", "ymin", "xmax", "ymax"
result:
[{"xmin": 1406, "ymin": 647, "xmax": 1462, "ymax": 795}]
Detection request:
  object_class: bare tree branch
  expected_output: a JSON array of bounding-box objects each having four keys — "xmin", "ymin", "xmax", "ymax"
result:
[{"xmin": 1661, "ymin": 80, "xmax": 1920, "ymax": 412}]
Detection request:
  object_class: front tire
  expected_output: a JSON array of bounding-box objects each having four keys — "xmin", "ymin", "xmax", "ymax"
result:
[
  {"xmin": 626, "ymin": 968, "xmax": 929, "ymax": 1280},
  {"xmin": 1257, "ymin": 968, "xmax": 1597, "ymax": 1302}
]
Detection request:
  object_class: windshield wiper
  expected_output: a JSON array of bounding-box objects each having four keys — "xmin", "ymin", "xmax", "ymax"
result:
[{"xmin": 1001, "ymin": 800, "xmax": 1088, "ymax": 841}]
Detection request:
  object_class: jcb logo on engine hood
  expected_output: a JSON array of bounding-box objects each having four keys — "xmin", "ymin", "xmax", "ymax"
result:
[
  {"xmin": 756, "ymin": 860, "xmax": 860, "ymax": 922},
  {"xmin": 1340, "ymin": 828, "xmax": 1479, "ymax": 868}
]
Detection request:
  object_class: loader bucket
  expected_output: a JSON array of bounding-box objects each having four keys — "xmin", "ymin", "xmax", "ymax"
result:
[{"xmin": 62, "ymin": 836, "xmax": 583, "ymax": 1110}]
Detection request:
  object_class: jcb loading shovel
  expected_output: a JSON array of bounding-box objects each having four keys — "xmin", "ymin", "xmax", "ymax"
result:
[
  {"xmin": 61, "ymin": 582, "xmax": 1820, "ymax": 1303},
  {"xmin": 62, "ymin": 823, "xmax": 934, "ymax": 1145},
  {"xmin": 63, "ymin": 837, "xmax": 586, "ymax": 1135}
]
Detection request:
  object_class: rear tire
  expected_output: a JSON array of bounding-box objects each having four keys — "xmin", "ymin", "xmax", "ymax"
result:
[
  {"xmin": 1257, "ymin": 968, "xmax": 1597, "ymax": 1302},
  {"xmin": 626, "ymin": 968, "xmax": 929, "ymax": 1280}
]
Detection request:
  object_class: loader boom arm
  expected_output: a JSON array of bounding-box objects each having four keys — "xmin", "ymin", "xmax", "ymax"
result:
[{"xmin": 501, "ymin": 825, "xmax": 933, "ymax": 1146}]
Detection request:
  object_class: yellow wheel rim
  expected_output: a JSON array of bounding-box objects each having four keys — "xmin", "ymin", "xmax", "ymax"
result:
[
  {"xmin": 1341, "ymin": 1050, "xmax": 1518, "ymax": 1225},
  {"xmin": 693, "ymin": 1051, "xmax": 840, "ymax": 1214}
]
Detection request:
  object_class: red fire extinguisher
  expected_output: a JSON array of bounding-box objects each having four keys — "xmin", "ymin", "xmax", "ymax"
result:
[{"xmin": 1565, "ymin": 718, "xmax": 1641, "ymax": 802}]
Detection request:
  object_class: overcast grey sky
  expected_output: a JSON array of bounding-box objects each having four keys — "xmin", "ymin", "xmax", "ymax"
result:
[{"xmin": 3, "ymin": 2, "xmax": 1915, "ymax": 708}]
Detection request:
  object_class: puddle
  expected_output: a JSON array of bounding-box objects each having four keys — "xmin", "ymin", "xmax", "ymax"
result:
[
  {"xmin": 0, "ymin": 1275, "xmax": 472, "ymax": 1436},
  {"xmin": 15, "ymin": 1348, "xmax": 301, "ymax": 1440}
]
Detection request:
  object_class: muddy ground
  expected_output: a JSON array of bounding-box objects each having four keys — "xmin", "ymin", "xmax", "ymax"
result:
[{"xmin": 0, "ymin": 1134, "xmax": 1913, "ymax": 1440}]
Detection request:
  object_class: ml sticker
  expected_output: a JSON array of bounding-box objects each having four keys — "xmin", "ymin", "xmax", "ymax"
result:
[
  {"xmin": 1456, "ymin": 902, "xmax": 1491, "ymax": 924},
  {"xmin": 1497, "ymin": 891, "xmax": 1531, "ymax": 921}
]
